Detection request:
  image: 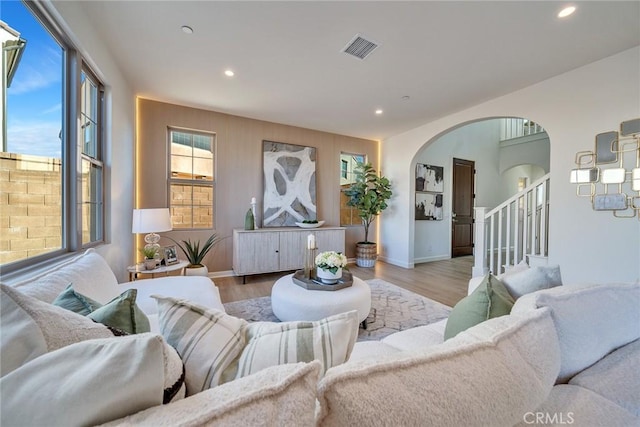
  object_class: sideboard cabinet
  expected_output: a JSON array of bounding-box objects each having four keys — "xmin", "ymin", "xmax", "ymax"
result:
[{"xmin": 233, "ymin": 227, "xmax": 345, "ymax": 283}]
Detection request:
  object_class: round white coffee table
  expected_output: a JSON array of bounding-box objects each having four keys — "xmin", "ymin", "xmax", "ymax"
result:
[{"xmin": 271, "ymin": 273, "xmax": 371, "ymax": 326}]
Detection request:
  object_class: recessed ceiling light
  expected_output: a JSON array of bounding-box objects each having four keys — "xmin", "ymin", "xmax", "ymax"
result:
[
  {"xmin": 181, "ymin": 25, "xmax": 194, "ymax": 34},
  {"xmin": 224, "ymin": 70, "xmax": 235, "ymax": 77},
  {"xmin": 558, "ymin": 6, "xmax": 576, "ymax": 18},
  {"xmin": 401, "ymin": 96, "xmax": 410, "ymax": 101},
  {"xmin": 375, "ymin": 109, "xmax": 383, "ymax": 115}
]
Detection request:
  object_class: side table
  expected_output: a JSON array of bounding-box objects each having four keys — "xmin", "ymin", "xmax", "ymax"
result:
[{"xmin": 127, "ymin": 259, "xmax": 189, "ymax": 281}]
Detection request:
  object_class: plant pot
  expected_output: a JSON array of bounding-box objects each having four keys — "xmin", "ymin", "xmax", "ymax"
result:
[
  {"xmin": 144, "ymin": 258, "xmax": 157, "ymax": 270},
  {"xmin": 316, "ymin": 267, "xmax": 342, "ymax": 284},
  {"xmin": 356, "ymin": 242, "xmax": 377, "ymax": 268},
  {"xmin": 185, "ymin": 265, "xmax": 208, "ymax": 277}
]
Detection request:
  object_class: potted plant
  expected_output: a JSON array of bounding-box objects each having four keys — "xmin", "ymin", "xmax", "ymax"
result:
[
  {"xmin": 168, "ymin": 233, "xmax": 219, "ymax": 276},
  {"xmin": 139, "ymin": 247, "xmax": 158, "ymax": 270},
  {"xmin": 344, "ymin": 161, "xmax": 392, "ymax": 267},
  {"xmin": 315, "ymin": 251, "xmax": 348, "ymax": 284}
]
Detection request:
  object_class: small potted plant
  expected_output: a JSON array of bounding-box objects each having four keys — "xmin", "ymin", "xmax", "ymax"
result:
[
  {"xmin": 139, "ymin": 247, "xmax": 158, "ymax": 270},
  {"xmin": 315, "ymin": 251, "xmax": 348, "ymax": 284},
  {"xmin": 168, "ymin": 233, "xmax": 219, "ymax": 276},
  {"xmin": 344, "ymin": 161, "xmax": 393, "ymax": 267}
]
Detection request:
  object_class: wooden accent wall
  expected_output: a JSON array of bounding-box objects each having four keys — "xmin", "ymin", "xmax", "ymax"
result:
[{"xmin": 136, "ymin": 98, "xmax": 378, "ymax": 273}]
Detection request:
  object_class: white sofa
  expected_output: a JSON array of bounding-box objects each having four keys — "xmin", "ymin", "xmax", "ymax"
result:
[{"xmin": 2, "ymin": 251, "xmax": 638, "ymax": 426}]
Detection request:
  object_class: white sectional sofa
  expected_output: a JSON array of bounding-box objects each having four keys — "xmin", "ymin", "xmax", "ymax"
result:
[{"xmin": 1, "ymin": 250, "xmax": 638, "ymax": 426}]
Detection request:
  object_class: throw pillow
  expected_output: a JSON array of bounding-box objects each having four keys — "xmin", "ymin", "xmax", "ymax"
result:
[
  {"xmin": 444, "ymin": 274, "xmax": 515, "ymax": 340},
  {"xmin": 52, "ymin": 283, "xmax": 102, "ymax": 316},
  {"xmin": 88, "ymin": 289, "xmax": 150, "ymax": 334},
  {"xmin": 234, "ymin": 310, "xmax": 359, "ymax": 379},
  {"xmin": 0, "ymin": 283, "xmax": 116, "ymax": 377},
  {"xmin": 0, "ymin": 334, "xmax": 184, "ymax": 426},
  {"xmin": 152, "ymin": 295, "xmax": 249, "ymax": 396},
  {"xmin": 501, "ymin": 265, "xmax": 562, "ymax": 299}
]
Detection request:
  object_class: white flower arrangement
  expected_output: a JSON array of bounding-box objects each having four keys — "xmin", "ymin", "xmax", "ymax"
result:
[{"xmin": 315, "ymin": 251, "xmax": 348, "ymax": 274}]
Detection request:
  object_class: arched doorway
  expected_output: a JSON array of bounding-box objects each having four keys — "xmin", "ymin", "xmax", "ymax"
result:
[{"xmin": 411, "ymin": 117, "xmax": 550, "ymax": 268}]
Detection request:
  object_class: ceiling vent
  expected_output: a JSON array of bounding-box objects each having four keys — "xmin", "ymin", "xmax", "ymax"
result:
[{"xmin": 341, "ymin": 34, "xmax": 379, "ymax": 60}]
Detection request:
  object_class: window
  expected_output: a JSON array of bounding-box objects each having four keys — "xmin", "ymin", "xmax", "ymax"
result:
[
  {"xmin": 80, "ymin": 69, "xmax": 104, "ymax": 244},
  {"xmin": 339, "ymin": 153, "xmax": 366, "ymax": 226},
  {"xmin": 1, "ymin": 2, "xmax": 105, "ymax": 271},
  {"xmin": 168, "ymin": 129, "xmax": 215, "ymax": 229}
]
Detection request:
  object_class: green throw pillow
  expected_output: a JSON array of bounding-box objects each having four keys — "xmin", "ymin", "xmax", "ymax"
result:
[
  {"xmin": 52, "ymin": 284, "xmax": 102, "ymax": 316},
  {"xmin": 444, "ymin": 274, "xmax": 515, "ymax": 340},
  {"xmin": 88, "ymin": 289, "xmax": 150, "ymax": 334}
]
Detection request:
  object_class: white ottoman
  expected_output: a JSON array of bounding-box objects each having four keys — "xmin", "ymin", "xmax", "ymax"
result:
[{"xmin": 271, "ymin": 273, "xmax": 371, "ymax": 324}]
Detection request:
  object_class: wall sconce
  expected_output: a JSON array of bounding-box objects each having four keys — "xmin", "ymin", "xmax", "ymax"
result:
[{"xmin": 570, "ymin": 118, "xmax": 640, "ymax": 219}]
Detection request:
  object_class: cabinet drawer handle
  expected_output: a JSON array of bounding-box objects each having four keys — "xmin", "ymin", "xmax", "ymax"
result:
[{"xmin": 275, "ymin": 250, "xmax": 279, "ymax": 253}]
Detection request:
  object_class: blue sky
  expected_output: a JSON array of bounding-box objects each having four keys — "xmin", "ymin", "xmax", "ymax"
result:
[{"xmin": 2, "ymin": 0, "xmax": 62, "ymax": 158}]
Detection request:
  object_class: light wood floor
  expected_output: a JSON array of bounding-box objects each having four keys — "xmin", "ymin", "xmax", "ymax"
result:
[{"xmin": 214, "ymin": 256, "xmax": 473, "ymax": 308}]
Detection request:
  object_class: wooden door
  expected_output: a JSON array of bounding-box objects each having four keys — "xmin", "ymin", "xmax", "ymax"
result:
[{"xmin": 452, "ymin": 158, "xmax": 475, "ymax": 257}]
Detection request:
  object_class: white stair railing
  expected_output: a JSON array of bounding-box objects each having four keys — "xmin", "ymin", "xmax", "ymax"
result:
[
  {"xmin": 500, "ymin": 118, "xmax": 545, "ymax": 141},
  {"xmin": 472, "ymin": 174, "xmax": 550, "ymax": 277}
]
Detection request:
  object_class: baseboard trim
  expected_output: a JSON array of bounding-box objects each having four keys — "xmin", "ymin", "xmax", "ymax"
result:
[
  {"xmin": 414, "ymin": 255, "xmax": 451, "ymax": 264},
  {"xmin": 378, "ymin": 255, "xmax": 413, "ymax": 269},
  {"xmin": 208, "ymin": 270, "xmax": 236, "ymax": 278}
]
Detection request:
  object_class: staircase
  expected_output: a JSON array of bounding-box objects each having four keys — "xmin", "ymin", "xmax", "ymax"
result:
[{"xmin": 472, "ymin": 174, "xmax": 550, "ymax": 277}]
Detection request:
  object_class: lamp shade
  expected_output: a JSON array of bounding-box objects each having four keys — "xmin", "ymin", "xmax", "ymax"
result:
[{"xmin": 132, "ymin": 208, "xmax": 172, "ymax": 233}]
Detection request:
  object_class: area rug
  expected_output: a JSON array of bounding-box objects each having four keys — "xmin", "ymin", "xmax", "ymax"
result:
[{"xmin": 223, "ymin": 279, "xmax": 452, "ymax": 341}]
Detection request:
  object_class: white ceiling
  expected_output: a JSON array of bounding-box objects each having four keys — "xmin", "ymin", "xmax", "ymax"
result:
[{"xmin": 78, "ymin": 1, "xmax": 640, "ymax": 141}]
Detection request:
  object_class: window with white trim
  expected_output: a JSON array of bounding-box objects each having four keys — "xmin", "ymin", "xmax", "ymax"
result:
[
  {"xmin": 168, "ymin": 129, "xmax": 215, "ymax": 229},
  {"xmin": 1, "ymin": 1, "xmax": 105, "ymax": 272}
]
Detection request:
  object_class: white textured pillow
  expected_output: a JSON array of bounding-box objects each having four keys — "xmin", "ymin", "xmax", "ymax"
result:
[
  {"xmin": 0, "ymin": 284, "xmax": 116, "ymax": 377},
  {"xmin": 501, "ymin": 265, "xmax": 562, "ymax": 299},
  {"xmin": 235, "ymin": 310, "xmax": 359, "ymax": 379},
  {"xmin": 153, "ymin": 296, "xmax": 248, "ymax": 395},
  {"xmin": 512, "ymin": 282, "xmax": 640, "ymax": 383},
  {"xmin": 317, "ymin": 308, "xmax": 561, "ymax": 426},
  {"xmin": 0, "ymin": 334, "xmax": 181, "ymax": 426},
  {"xmin": 12, "ymin": 249, "xmax": 119, "ymax": 304},
  {"xmin": 100, "ymin": 362, "xmax": 321, "ymax": 427}
]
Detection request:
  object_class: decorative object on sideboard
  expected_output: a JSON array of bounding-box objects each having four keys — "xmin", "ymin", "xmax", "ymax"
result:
[
  {"xmin": 570, "ymin": 118, "xmax": 640, "ymax": 219},
  {"xmin": 250, "ymin": 196, "xmax": 259, "ymax": 229},
  {"xmin": 295, "ymin": 220, "xmax": 325, "ymax": 228},
  {"xmin": 315, "ymin": 251, "xmax": 348, "ymax": 284},
  {"xmin": 344, "ymin": 161, "xmax": 393, "ymax": 267},
  {"xmin": 167, "ymin": 233, "xmax": 219, "ymax": 276},
  {"xmin": 244, "ymin": 208, "xmax": 255, "ymax": 230},
  {"xmin": 263, "ymin": 140, "xmax": 317, "ymax": 227},
  {"xmin": 132, "ymin": 208, "xmax": 172, "ymax": 264}
]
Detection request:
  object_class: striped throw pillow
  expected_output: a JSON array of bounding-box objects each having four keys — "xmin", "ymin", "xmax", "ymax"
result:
[
  {"xmin": 152, "ymin": 296, "xmax": 248, "ymax": 396},
  {"xmin": 235, "ymin": 310, "xmax": 359, "ymax": 379}
]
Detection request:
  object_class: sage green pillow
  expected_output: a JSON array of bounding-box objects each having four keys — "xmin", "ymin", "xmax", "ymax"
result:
[
  {"xmin": 52, "ymin": 284, "xmax": 102, "ymax": 316},
  {"xmin": 88, "ymin": 289, "xmax": 150, "ymax": 334},
  {"xmin": 444, "ymin": 274, "xmax": 514, "ymax": 340}
]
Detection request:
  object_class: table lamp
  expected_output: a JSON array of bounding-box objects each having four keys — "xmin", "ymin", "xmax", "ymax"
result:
[{"xmin": 132, "ymin": 208, "xmax": 172, "ymax": 258}]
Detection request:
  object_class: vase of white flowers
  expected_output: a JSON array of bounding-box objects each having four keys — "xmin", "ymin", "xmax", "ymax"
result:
[{"xmin": 315, "ymin": 251, "xmax": 348, "ymax": 284}]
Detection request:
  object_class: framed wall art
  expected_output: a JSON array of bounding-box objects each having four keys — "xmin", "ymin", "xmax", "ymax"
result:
[
  {"xmin": 263, "ymin": 140, "xmax": 317, "ymax": 227},
  {"xmin": 416, "ymin": 163, "xmax": 444, "ymax": 193},
  {"xmin": 415, "ymin": 192, "xmax": 443, "ymax": 221}
]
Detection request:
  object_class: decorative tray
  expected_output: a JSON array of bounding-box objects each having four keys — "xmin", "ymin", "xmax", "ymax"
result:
[{"xmin": 292, "ymin": 269, "xmax": 353, "ymax": 291}]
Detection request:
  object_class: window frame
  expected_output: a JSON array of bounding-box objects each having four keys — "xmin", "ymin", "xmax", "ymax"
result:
[
  {"xmin": 0, "ymin": 1, "xmax": 106, "ymax": 275},
  {"xmin": 339, "ymin": 152, "xmax": 367, "ymax": 227},
  {"xmin": 167, "ymin": 127, "xmax": 216, "ymax": 230}
]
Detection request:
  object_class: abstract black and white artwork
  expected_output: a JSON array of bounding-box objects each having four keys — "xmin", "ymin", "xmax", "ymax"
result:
[
  {"xmin": 416, "ymin": 163, "xmax": 444, "ymax": 193},
  {"xmin": 415, "ymin": 193, "xmax": 443, "ymax": 221},
  {"xmin": 263, "ymin": 141, "xmax": 317, "ymax": 227}
]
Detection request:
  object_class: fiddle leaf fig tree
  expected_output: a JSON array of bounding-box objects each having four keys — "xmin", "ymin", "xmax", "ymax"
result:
[{"xmin": 344, "ymin": 162, "xmax": 392, "ymax": 243}]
